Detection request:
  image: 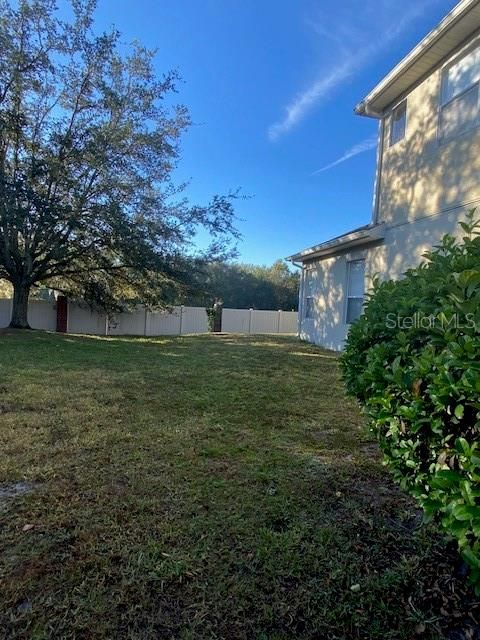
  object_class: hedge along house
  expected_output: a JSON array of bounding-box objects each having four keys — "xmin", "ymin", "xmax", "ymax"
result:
[{"xmin": 288, "ymin": 0, "xmax": 480, "ymax": 351}]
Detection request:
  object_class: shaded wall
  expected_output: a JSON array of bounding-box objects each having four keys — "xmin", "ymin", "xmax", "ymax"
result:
[{"xmin": 300, "ymin": 203, "xmax": 472, "ymax": 351}]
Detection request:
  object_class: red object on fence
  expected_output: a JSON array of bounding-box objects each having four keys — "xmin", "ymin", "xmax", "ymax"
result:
[{"xmin": 56, "ymin": 296, "xmax": 68, "ymax": 333}]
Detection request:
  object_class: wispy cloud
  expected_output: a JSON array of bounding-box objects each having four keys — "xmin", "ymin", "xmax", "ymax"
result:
[
  {"xmin": 268, "ymin": 0, "xmax": 442, "ymax": 141},
  {"xmin": 268, "ymin": 61, "xmax": 353, "ymax": 142},
  {"xmin": 311, "ymin": 135, "xmax": 377, "ymax": 174}
]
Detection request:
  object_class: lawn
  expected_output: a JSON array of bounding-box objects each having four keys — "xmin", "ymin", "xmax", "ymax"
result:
[{"xmin": 0, "ymin": 331, "xmax": 477, "ymax": 640}]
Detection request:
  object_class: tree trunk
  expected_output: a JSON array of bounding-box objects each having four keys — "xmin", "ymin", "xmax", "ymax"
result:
[{"xmin": 9, "ymin": 282, "xmax": 31, "ymax": 329}]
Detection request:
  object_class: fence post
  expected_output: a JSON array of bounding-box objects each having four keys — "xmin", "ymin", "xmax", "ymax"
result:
[
  {"xmin": 277, "ymin": 310, "xmax": 281, "ymax": 334},
  {"xmin": 144, "ymin": 306, "xmax": 148, "ymax": 336},
  {"xmin": 248, "ymin": 308, "xmax": 253, "ymax": 334},
  {"xmin": 179, "ymin": 305, "xmax": 184, "ymax": 335}
]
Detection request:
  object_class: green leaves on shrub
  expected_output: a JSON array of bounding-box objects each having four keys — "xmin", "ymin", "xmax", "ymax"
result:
[{"xmin": 341, "ymin": 211, "xmax": 480, "ymax": 592}]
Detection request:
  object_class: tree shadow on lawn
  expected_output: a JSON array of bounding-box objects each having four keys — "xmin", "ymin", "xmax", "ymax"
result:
[
  {"xmin": 1, "ymin": 434, "xmax": 478, "ymax": 640},
  {"xmin": 0, "ymin": 331, "xmax": 479, "ymax": 639}
]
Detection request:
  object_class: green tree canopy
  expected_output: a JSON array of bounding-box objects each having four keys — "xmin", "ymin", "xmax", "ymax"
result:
[
  {"xmin": 0, "ymin": 279, "xmax": 12, "ymax": 297},
  {"xmin": 0, "ymin": 0, "xmax": 239, "ymax": 327},
  {"xmin": 187, "ymin": 260, "xmax": 299, "ymax": 310}
]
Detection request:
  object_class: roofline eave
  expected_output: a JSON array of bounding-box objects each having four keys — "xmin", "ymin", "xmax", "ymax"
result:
[
  {"xmin": 356, "ymin": 0, "xmax": 480, "ymax": 116},
  {"xmin": 286, "ymin": 224, "xmax": 385, "ymax": 263}
]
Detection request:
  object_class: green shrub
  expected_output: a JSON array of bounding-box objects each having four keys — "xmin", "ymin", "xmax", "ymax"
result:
[
  {"xmin": 341, "ymin": 212, "xmax": 480, "ymax": 592},
  {"xmin": 206, "ymin": 302, "xmax": 222, "ymax": 332}
]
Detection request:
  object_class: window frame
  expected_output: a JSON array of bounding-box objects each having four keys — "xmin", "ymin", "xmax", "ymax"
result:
[
  {"xmin": 304, "ymin": 296, "xmax": 314, "ymax": 319},
  {"xmin": 389, "ymin": 100, "xmax": 407, "ymax": 146},
  {"xmin": 345, "ymin": 259, "xmax": 365, "ymax": 325},
  {"xmin": 438, "ymin": 41, "xmax": 480, "ymax": 143},
  {"xmin": 303, "ymin": 267, "xmax": 315, "ymax": 320}
]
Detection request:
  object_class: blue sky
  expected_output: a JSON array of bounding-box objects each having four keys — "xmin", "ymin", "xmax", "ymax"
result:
[{"xmin": 90, "ymin": 0, "xmax": 457, "ymax": 265}]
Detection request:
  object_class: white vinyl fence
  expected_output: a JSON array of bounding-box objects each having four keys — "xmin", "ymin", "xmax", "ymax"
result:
[
  {"xmin": 0, "ymin": 298, "xmax": 57, "ymax": 331},
  {"xmin": 0, "ymin": 299, "xmax": 298, "ymax": 336},
  {"xmin": 69, "ymin": 304, "xmax": 209, "ymax": 336},
  {"xmin": 0, "ymin": 299, "xmax": 208, "ymax": 336},
  {"xmin": 111, "ymin": 306, "xmax": 209, "ymax": 336},
  {"xmin": 222, "ymin": 308, "xmax": 298, "ymax": 334}
]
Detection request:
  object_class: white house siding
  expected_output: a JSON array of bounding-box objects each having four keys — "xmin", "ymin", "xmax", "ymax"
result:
[
  {"xmin": 378, "ymin": 36, "xmax": 480, "ymax": 228},
  {"xmin": 296, "ymin": 22, "xmax": 480, "ymax": 351},
  {"xmin": 299, "ymin": 254, "xmax": 350, "ymax": 351},
  {"xmin": 370, "ymin": 204, "xmax": 475, "ymax": 280},
  {"xmin": 300, "ymin": 203, "xmax": 474, "ymax": 351}
]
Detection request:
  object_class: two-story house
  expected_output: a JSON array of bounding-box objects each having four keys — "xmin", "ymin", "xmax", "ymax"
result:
[{"xmin": 288, "ymin": 0, "xmax": 480, "ymax": 351}]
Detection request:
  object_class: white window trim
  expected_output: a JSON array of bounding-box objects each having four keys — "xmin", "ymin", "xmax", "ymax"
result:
[
  {"xmin": 345, "ymin": 248, "xmax": 368, "ymax": 262},
  {"xmin": 439, "ymin": 78, "xmax": 480, "ymax": 143},
  {"xmin": 344, "ymin": 259, "xmax": 365, "ymax": 325},
  {"xmin": 437, "ymin": 36, "xmax": 480, "ymax": 144},
  {"xmin": 303, "ymin": 265, "xmax": 316, "ymax": 320},
  {"xmin": 304, "ymin": 296, "xmax": 314, "ymax": 320}
]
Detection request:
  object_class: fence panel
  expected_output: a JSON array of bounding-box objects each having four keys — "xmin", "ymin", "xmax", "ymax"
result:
[
  {"xmin": 147, "ymin": 308, "xmax": 182, "ymax": 336},
  {"xmin": 0, "ymin": 299, "xmax": 11, "ymax": 328},
  {"xmin": 68, "ymin": 303, "xmax": 107, "ymax": 335},
  {"xmin": 0, "ymin": 297, "xmax": 297, "ymax": 335},
  {"xmin": 28, "ymin": 301, "xmax": 57, "ymax": 331},
  {"xmin": 250, "ymin": 310, "xmax": 279, "ymax": 334},
  {"xmin": 181, "ymin": 306, "xmax": 208, "ymax": 334},
  {"xmin": 0, "ymin": 299, "xmax": 57, "ymax": 330},
  {"xmin": 279, "ymin": 311, "xmax": 298, "ymax": 334},
  {"xmin": 221, "ymin": 308, "xmax": 298, "ymax": 334},
  {"xmin": 109, "ymin": 308, "xmax": 146, "ymax": 336},
  {"xmin": 222, "ymin": 308, "xmax": 251, "ymax": 333}
]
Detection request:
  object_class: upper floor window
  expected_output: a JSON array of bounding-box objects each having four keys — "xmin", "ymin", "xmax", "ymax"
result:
[
  {"xmin": 390, "ymin": 101, "xmax": 407, "ymax": 145},
  {"xmin": 346, "ymin": 259, "xmax": 365, "ymax": 324},
  {"xmin": 440, "ymin": 44, "xmax": 480, "ymax": 140}
]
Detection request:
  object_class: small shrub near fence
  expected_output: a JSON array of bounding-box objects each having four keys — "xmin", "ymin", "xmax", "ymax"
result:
[{"xmin": 341, "ymin": 212, "xmax": 480, "ymax": 592}]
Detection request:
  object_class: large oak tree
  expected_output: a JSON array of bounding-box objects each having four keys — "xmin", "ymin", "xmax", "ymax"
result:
[{"xmin": 0, "ymin": 0, "xmax": 239, "ymax": 327}]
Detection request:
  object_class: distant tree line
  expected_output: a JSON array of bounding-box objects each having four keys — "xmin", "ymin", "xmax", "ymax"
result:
[
  {"xmin": 187, "ymin": 260, "xmax": 299, "ymax": 311},
  {"xmin": 2, "ymin": 259, "xmax": 300, "ymax": 311}
]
